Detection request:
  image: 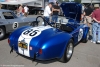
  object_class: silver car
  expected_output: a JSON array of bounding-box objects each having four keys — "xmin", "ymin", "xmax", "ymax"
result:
[{"xmin": 0, "ymin": 9, "xmax": 38, "ymax": 40}]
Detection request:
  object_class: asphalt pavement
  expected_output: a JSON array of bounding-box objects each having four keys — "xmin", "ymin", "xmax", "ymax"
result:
[{"xmin": 0, "ymin": 15, "xmax": 100, "ymax": 67}]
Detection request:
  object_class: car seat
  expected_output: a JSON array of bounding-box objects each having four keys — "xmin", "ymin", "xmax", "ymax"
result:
[{"xmin": 60, "ymin": 24, "xmax": 74, "ymax": 33}]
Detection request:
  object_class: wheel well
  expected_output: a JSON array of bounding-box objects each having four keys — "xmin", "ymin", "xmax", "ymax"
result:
[
  {"xmin": 60, "ymin": 38, "xmax": 74, "ymax": 58},
  {"xmin": 71, "ymin": 38, "xmax": 74, "ymax": 43},
  {"xmin": 0, "ymin": 25, "xmax": 6, "ymax": 32},
  {"xmin": 59, "ymin": 38, "xmax": 74, "ymax": 62}
]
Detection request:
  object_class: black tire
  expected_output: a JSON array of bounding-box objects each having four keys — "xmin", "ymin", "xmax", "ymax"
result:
[
  {"xmin": 0, "ymin": 26, "xmax": 6, "ymax": 40},
  {"xmin": 60, "ymin": 39, "xmax": 74, "ymax": 63},
  {"xmin": 82, "ymin": 31, "xmax": 89, "ymax": 43}
]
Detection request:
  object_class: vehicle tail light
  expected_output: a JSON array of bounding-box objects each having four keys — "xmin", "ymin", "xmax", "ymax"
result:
[
  {"xmin": 39, "ymin": 49, "xmax": 42, "ymax": 54},
  {"xmin": 29, "ymin": 46, "xmax": 33, "ymax": 50},
  {"xmin": 8, "ymin": 38, "xmax": 10, "ymax": 44}
]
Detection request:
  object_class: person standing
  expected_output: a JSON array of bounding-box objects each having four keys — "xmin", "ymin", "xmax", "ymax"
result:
[
  {"xmin": 51, "ymin": 1, "xmax": 60, "ymax": 23},
  {"xmin": 0, "ymin": 4, "xmax": 2, "ymax": 9},
  {"xmin": 81, "ymin": 4, "xmax": 86, "ymax": 22},
  {"xmin": 91, "ymin": 4, "xmax": 100, "ymax": 43},
  {"xmin": 18, "ymin": 4, "xmax": 23, "ymax": 17},
  {"xmin": 43, "ymin": 2, "xmax": 52, "ymax": 26},
  {"xmin": 83, "ymin": 5, "xmax": 93, "ymax": 27},
  {"xmin": 24, "ymin": 5, "xmax": 29, "ymax": 17}
]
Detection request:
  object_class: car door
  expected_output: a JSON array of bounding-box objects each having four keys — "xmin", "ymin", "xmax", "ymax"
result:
[
  {"xmin": 6, "ymin": 18, "xmax": 25, "ymax": 32},
  {"xmin": 3, "ymin": 11, "xmax": 26, "ymax": 32},
  {"xmin": 72, "ymin": 27, "xmax": 84, "ymax": 44},
  {"xmin": 20, "ymin": 17, "xmax": 36, "ymax": 26}
]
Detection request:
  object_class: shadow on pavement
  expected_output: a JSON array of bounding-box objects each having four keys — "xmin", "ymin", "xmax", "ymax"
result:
[{"xmin": 15, "ymin": 52, "xmax": 58, "ymax": 65}]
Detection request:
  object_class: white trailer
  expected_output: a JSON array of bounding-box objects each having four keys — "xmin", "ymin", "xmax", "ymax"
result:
[{"xmin": 0, "ymin": 0, "xmax": 49, "ymax": 15}]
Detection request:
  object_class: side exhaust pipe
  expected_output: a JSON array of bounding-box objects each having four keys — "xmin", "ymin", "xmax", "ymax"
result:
[
  {"xmin": 32, "ymin": 53, "xmax": 36, "ymax": 62},
  {"xmin": 10, "ymin": 46, "xmax": 13, "ymax": 54}
]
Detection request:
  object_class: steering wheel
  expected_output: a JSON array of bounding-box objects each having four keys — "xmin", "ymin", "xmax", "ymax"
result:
[{"xmin": 36, "ymin": 16, "xmax": 52, "ymax": 27}]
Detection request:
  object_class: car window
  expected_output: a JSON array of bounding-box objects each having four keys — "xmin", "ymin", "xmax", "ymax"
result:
[{"xmin": 3, "ymin": 12, "xmax": 17, "ymax": 19}]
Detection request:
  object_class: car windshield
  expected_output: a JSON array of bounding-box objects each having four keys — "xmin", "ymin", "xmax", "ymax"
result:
[{"xmin": 3, "ymin": 12, "xmax": 17, "ymax": 19}]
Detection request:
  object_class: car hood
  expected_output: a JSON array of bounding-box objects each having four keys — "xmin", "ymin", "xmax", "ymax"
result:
[{"xmin": 60, "ymin": 2, "xmax": 82, "ymax": 22}]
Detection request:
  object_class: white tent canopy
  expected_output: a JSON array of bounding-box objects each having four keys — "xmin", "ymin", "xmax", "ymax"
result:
[
  {"xmin": 81, "ymin": 0, "xmax": 100, "ymax": 3},
  {"xmin": 0, "ymin": 0, "xmax": 36, "ymax": 5}
]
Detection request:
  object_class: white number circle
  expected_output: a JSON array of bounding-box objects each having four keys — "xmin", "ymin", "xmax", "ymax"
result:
[
  {"xmin": 21, "ymin": 29, "xmax": 41, "ymax": 39},
  {"xmin": 21, "ymin": 26, "xmax": 52, "ymax": 39},
  {"xmin": 78, "ymin": 29, "xmax": 83, "ymax": 41},
  {"xmin": 13, "ymin": 22, "xmax": 19, "ymax": 29}
]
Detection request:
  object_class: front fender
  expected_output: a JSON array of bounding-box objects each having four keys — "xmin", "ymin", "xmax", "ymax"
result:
[{"xmin": 82, "ymin": 27, "xmax": 89, "ymax": 40}]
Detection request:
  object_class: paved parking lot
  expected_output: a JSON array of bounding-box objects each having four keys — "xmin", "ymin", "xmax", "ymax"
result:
[{"xmin": 0, "ymin": 15, "xmax": 100, "ymax": 67}]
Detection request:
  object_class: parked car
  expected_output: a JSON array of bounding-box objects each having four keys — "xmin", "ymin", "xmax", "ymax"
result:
[
  {"xmin": 8, "ymin": 2, "xmax": 89, "ymax": 63},
  {"xmin": 0, "ymin": 9, "xmax": 38, "ymax": 39}
]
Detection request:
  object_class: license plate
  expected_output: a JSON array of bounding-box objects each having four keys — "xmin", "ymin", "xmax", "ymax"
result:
[{"xmin": 18, "ymin": 42, "xmax": 27, "ymax": 49}]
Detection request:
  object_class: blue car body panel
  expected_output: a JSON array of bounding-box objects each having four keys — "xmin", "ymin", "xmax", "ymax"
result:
[
  {"xmin": 8, "ymin": 2, "xmax": 89, "ymax": 61},
  {"xmin": 60, "ymin": 2, "xmax": 82, "ymax": 22},
  {"xmin": 9, "ymin": 26, "xmax": 72, "ymax": 59}
]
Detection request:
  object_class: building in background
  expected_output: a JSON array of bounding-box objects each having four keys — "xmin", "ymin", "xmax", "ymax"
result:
[
  {"xmin": 81, "ymin": 0, "xmax": 100, "ymax": 4},
  {"xmin": 0, "ymin": 0, "xmax": 48, "ymax": 15},
  {"xmin": 81, "ymin": 0, "xmax": 100, "ymax": 8}
]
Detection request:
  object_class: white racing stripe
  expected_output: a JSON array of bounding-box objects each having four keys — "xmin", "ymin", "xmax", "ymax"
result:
[
  {"xmin": 21, "ymin": 26, "xmax": 52, "ymax": 39},
  {"xmin": 18, "ymin": 36, "xmax": 32, "ymax": 57},
  {"xmin": 18, "ymin": 26, "xmax": 52, "ymax": 57}
]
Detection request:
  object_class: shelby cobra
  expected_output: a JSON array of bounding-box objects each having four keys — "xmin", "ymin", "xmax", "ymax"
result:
[
  {"xmin": 0, "ymin": 9, "xmax": 38, "ymax": 40},
  {"xmin": 8, "ymin": 2, "xmax": 89, "ymax": 63}
]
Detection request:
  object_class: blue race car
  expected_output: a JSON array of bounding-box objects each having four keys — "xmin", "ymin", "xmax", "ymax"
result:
[{"xmin": 8, "ymin": 2, "xmax": 89, "ymax": 63}]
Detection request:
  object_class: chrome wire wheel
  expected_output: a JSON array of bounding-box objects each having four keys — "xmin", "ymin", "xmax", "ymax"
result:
[
  {"xmin": 59, "ymin": 39, "xmax": 74, "ymax": 63},
  {"xmin": 0, "ymin": 27, "xmax": 5, "ymax": 40},
  {"xmin": 66, "ymin": 42, "xmax": 73, "ymax": 59}
]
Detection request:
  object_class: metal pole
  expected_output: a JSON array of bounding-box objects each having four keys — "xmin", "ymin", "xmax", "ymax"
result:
[{"xmin": 91, "ymin": 0, "xmax": 93, "ymax": 6}]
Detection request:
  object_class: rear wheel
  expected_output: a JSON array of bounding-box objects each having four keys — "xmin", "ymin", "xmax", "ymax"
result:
[
  {"xmin": 60, "ymin": 39, "xmax": 74, "ymax": 63},
  {"xmin": 0, "ymin": 26, "xmax": 6, "ymax": 40}
]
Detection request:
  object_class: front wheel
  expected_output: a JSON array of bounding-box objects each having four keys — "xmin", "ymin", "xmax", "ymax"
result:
[
  {"xmin": 0, "ymin": 27, "xmax": 6, "ymax": 40},
  {"xmin": 82, "ymin": 31, "xmax": 89, "ymax": 43},
  {"xmin": 60, "ymin": 39, "xmax": 74, "ymax": 63}
]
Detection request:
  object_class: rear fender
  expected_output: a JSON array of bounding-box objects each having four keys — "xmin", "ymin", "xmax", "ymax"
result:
[
  {"xmin": 59, "ymin": 37, "xmax": 72, "ymax": 59},
  {"xmin": 38, "ymin": 32, "xmax": 72, "ymax": 59},
  {"xmin": 9, "ymin": 26, "xmax": 32, "ymax": 47}
]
